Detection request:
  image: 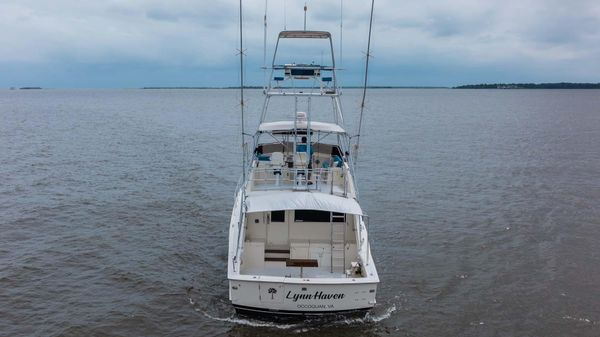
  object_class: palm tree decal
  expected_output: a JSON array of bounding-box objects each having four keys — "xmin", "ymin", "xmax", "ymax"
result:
[{"xmin": 268, "ymin": 287, "xmax": 277, "ymax": 299}]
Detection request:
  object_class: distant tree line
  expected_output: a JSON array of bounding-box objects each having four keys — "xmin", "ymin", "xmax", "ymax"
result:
[{"xmin": 454, "ymin": 82, "xmax": 600, "ymax": 89}]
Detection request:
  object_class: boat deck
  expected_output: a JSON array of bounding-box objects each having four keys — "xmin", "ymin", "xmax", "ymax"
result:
[
  {"xmin": 248, "ymin": 156, "xmax": 354, "ymax": 198},
  {"xmin": 243, "ymin": 262, "xmax": 347, "ymax": 278},
  {"xmin": 250, "ymin": 167, "xmax": 348, "ymax": 195},
  {"xmin": 240, "ymin": 239, "xmax": 363, "ymax": 279}
]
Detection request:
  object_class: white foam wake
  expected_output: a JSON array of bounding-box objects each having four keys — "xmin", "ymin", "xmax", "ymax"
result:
[
  {"xmin": 196, "ymin": 308, "xmax": 302, "ymax": 329},
  {"xmin": 367, "ymin": 303, "xmax": 397, "ymax": 322},
  {"xmin": 190, "ymin": 296, "xmax": 397, "ymax": 328},
  {"xmin": 562, "ymin": 315, "xmax": 596, "ymax": 325}
]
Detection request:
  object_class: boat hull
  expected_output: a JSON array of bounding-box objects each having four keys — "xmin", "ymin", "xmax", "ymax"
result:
[
  {"xmin": 233, "ymin": 304, "xmax": 370, "ymax": 318},
  {"xmin": 229, "ymin": 279, "xmax": 377, "ymax": 315}
]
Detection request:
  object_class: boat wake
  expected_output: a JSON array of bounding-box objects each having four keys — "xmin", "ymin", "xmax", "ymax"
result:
[
  {"xmin": 189, "ymin": 296, "xmax": 396, "ymax": 329},
  {"xmin": 331, "ymin": 303, "xmax": 397, "ymax": 325},
  {"xmin": 198, "ymin": 310, "xmax": 302, "ymax": 329},
  {"xmin": 562, "ymin": 315, "xmax": 597, "ymax": 325},
  {"xmin": 365, "ymin": 303, "xmax": 397, "ymax": 322},
  {"xmin": 190, "ymin": 297, "xmax": 302, "ymax": 329}
]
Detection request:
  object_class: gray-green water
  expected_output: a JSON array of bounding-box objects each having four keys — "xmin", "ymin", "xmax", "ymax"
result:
[{"xmin": 1, "ymin": 89, "xmax": 599, "ymax": 336}]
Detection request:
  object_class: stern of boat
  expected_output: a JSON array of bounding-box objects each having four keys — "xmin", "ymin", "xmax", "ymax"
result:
[{"xmin": 229, "ymin": 278, "xmax": 377, "ymax": 316}]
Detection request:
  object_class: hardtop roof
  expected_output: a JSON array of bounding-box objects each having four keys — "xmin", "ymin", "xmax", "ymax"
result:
[{"xmin": 279, "ymin": 31, "xmax": 331, "ymax": 39}]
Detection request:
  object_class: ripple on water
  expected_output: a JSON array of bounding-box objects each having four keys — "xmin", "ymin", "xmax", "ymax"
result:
[{"xmin": 2, "ymin": 89, "xmax": 600, "ymax": 336}]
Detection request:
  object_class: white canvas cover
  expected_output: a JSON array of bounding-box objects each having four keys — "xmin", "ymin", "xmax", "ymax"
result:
[
  {"xmin": 245, "ymin": 191, "xmax": 363, "ymax": 215},
  {"xmin": 259, "ymin": 121, "xmax": 345, "ymax": 134}
]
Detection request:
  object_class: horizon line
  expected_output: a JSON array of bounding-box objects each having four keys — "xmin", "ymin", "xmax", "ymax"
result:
[{"xmin": 7, "ymin": 81, "xmax": 600, "ymax": 90}]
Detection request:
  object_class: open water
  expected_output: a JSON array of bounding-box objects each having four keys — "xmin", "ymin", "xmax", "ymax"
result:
[{"xmin": 1, "ymin": 89, "xmax": 599, "ymax": 336}]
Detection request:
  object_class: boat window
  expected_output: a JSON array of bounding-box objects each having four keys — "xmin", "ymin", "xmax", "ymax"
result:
[
  {"xmin": 271, "ymin": 210, "xmax": 285, "ymax": 222},
  {"xmin": 294, "ymin": 210, "xmax": 330, "ymax": 222},
  {"xmin": 332, "ymin": 212, "xmax": 346, "ymax": 222}
]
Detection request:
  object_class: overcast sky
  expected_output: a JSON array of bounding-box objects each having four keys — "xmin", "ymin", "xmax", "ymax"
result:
[{"xmin": 1, "ymin": 0, "xmax": 599, "ymax": 88}]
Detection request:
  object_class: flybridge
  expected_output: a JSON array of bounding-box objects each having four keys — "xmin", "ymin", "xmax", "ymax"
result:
[
  {"xmin": 271, "ymin": 64, "xmax": 334, "ymax": 80},
  {"xmin": 266, "ymin": 29, "xmax": 339, "ymax": 98}
]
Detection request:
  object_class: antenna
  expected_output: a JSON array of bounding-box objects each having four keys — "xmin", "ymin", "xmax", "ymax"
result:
[
  {"xmin": 355, "ymin": 0, "xmax": 375, "ymax": 166},
  {"xmin": 303, "ymin": 3, "xmax": 307, "ymax": 31}
]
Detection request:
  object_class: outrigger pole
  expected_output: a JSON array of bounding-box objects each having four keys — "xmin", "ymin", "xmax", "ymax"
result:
[
  {"xmin": 339, "ymin": 0, "xmax": 343, "ymax": 67},
  {"xmin": 239, "ymin": 0, "xmax": 246, "ymax": 183},
  {"xmin": 263, "ymin": 0, "xmax": 268, "ymax": 92},
  {"xmin": 355, "ymin": 0, "xmax": 375, "ymax": 166}
]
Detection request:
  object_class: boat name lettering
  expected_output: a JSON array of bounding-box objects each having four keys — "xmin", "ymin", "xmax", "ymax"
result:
[{"xmin": 285, "ymin": 291, "xmax": 345, "ymax": 302}]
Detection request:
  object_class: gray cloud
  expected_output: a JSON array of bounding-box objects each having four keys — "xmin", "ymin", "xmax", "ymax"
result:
[{"xmin": 0, "ymin": 0, "xmax": 599, "ymax": 87}]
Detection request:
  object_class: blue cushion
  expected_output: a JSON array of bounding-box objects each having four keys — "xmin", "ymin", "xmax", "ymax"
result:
[{"xmin": 333, "ymin": 155, "xmax": 343, "ymax": 167}]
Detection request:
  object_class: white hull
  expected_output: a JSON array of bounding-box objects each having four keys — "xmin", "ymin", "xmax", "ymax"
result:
[
  {"xmin": 227, "ymin": 190, "xmax": 379, "ymax": 315},
  {"xmin": 229, "ymin": 280, "xmax": 377, "ymax": 315}
]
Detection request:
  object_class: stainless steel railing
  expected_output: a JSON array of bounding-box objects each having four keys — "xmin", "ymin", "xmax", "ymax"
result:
[{"xmin": 248, "ymin": 166, "xmax": 349, "ymax": 197}]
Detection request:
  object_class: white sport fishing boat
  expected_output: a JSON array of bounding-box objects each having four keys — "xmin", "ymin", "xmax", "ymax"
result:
[{"xmin": 228, "ymin": 3, "xmax": 378, "ymax": 317}]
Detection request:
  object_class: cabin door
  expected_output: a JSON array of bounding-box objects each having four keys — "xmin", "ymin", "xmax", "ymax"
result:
[{"xmin": 266, "ymin": 210, "xmax": 289, "ymax": 248}]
